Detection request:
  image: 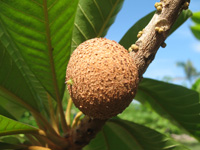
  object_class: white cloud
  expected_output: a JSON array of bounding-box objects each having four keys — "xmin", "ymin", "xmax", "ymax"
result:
[{"xmin": 192, "ymin": 43, "xmax": 200, "ymax": 53}]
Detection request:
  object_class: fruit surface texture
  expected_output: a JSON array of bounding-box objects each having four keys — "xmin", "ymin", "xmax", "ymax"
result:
[{"xmin": 66, "ymin": 38, "xmax": 139, "ymax": 119}]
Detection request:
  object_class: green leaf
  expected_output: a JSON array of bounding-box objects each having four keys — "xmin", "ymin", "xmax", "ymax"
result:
[
  {"xmin": 0, "ymin": 0, "xmax": 79, "ymax": 101},
  {"xmin": 0, "ymin": 96, "xmax": 31, "ymax": 120},
  {"xmin": 192, "ymin": 78, "xmax": 200, "ymax": 93},
  {"xmin": 0, "ymin": 38, "xmax": 52, "ymax": 120},
  {"xmin": 84, "ymin": 119, "xmax": 189, "ymax": 150},
  {"xmin": 190, "ymin": 11, "xmax": 200, "ymax": 40},
  {"xmin": 118, "ymin": 103, "xmax": 182, "ymax": 135},
  {"xmin": 135, "ymin": 78, "xmax": 200, "ymax": 140},
  {"xmin": 0, "ymin": 40, "xmax": 42, "ymax": 112},
  {"xmin": 0, "ymin": 115, "xmax": 38, "ymax": 136},
  {"xmin": 191, "ymin": 11, "xmax": 200, "ymax": 24},
  {"xmin": 72, "ymin": 0, "xmax": 124, "ymax": 50},
  {"xmin": 191, "ymin": 25, "xmax": 200, "ymax": 40},
  {"xmin": 119, "ymin": 10, "xmax": 192, "ymax": 49},
  {"xmin": 0, "ymin": 105, "xmax": 15, "ymax": 120},
  {"xmin": 169, "ymin": 9, "xmax": 192, "ymax": 35},
  {"xmin": 119, "ymin": 11, "xmax": 154, "ymax": 49},
  {"xmin": 1, "ymin": 136, "xmax": 21, "ymax": 145}
]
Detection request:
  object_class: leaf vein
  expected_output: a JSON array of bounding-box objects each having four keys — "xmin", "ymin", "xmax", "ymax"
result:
[
  {"xmin": 97, "ymin": 0, "xmax": 120, "ymax": 37},
  {"xmin": 92, "ymin": 0, "xmax": 105, "ymax": 21},
  {"xmin": 102, "ymin": 128, "xmax": 109, "ymax": 150},
  {"xmin": 139, "ymin": 87, "xmax": 188, "ymax": 136},
  {"xmin": 51, "ymin": 14, "xmax": 74, "ymax": 39},
  {"xmin": 108, "ymin": 121, "xmax": 145, "ymax": 150},
  {"xmin": 4, "ymin": 120, "xmax": 9, "ymax": 131},
  {"xmin": 30, "ymin": 0, "xmax": 43, "ymax": 7},
  {"xmin": 8, "ymin": 28, "xmax": 46, "ymax": 45},
  {"xmin": 0, "ymin": 13, "xmax": 45, "ymax": 36},
  {"xmin": 0, "ymin": 1, "xmax": 44, "ymax": 23},
  {"xmin": 74, "ymin": 23, "xmax": 88, "ymax": 40},
  {"xmin": 48, "ymin": 0, "xmax": 59, "ymax": 10},
  {"xmin": 72, "ymin": 39, "xmax": 79, "ymax": 51},
  {"xmin": 15, "ymin": 40, "xmax": 45, "ymax": 53},
  {"xmin": 109, "ymin": 0, "xmax": 113, "ymax": 6},
  {"xmin": 49, "ymin": 0, "xmax": 74, "ymax": 26},
  {"xmin": 78, "ymin": 4, "xmax": 97, "ymax": 35},
  {"xmin": 54, "ymin": 39, "xmax": 70, "ymax": 58}
]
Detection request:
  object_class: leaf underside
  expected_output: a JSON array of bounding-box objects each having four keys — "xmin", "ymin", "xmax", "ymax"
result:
[
  {"xmin": 0, "ymin": 105, "xmax": 15, "ymax": 120},
  {"xmin": 0, "ymin": 40, "xmax": 41, "ymax": 111},
  {"xmin": 71, "ymin": 0, "xmax": 124, "ymax": 51},
  {"xmin": 0, "ymin": 115, "xmax": 38, "ymax": 136},
  {"xmin": 136, "ymin": 78, "xmax": 200, "ymax": 140},
  {"xmin": 84, "ymin": 119, "xmax": 189, "ymax": 150},
  {"xmin": 0, "ymin": 0, "xmax": 79, "ymax": 102}
]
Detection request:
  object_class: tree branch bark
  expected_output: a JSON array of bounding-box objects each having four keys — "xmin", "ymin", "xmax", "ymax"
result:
[
  {"xmin": 66, "ymin": 117, "xmax": 107, "ymax": 150},
  {"xmin": 67, "ymin": 0, "xmax": 189, "ymax": 149},
  {"xmin": 130, "ymin": 0, "xmax": 189, "ymax": 78}
]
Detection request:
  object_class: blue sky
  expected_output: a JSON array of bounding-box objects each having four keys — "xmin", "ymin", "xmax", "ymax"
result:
[{"xmin": 106, "ymin": 0, "xmax": 200, "ymax": 87}]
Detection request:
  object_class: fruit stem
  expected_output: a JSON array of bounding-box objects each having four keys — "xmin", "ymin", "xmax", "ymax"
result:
[
  {"xmin": 47, "ymin": 93, "xmax": 60, "ymax": 134},
  {"xmin": 65, "ymin": 97, "xmax": 73, "ymax": 128},
  {"xmin": 66, "ymin": 79, "xmax": 74, "ymax": 85},
  {"xmin": 72, "ymin": 111, "xmax": 83, "ymax": 128}
]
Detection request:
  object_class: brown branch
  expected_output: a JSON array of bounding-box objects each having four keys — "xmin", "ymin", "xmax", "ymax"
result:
[
  {"xmin": 130, "ymin": 0, "xmax": 189, "ymax": 78},
  {"xmin": 67, "ymin": 117, "xmax": 107, "ymax": 150},
  {"xmin": 66, "ymin": 0, "xmax": 188, "ymax": 149}
]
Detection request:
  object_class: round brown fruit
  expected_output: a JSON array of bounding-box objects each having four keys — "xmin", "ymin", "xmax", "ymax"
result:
[{"xmin": 66, "ymin": 38, "xmax": 139, "ymax": 119}]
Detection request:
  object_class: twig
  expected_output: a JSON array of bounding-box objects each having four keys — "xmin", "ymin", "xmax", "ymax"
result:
[
  {"xmin": 129, "ymin": 0, "xmax": 188, "ymax": 78},
  {"xmin": 65, "ymin": 97, "xmax": 73, "ymax": 128},
  {"xmin": 71, "ymin": 111, "xmax": 83, "ymax": 128}
]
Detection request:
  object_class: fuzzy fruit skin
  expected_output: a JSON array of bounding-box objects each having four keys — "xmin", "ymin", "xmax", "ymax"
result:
[{"xmin": 66, "ymin": 38, "xmax": 139, "ymax": 119}]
